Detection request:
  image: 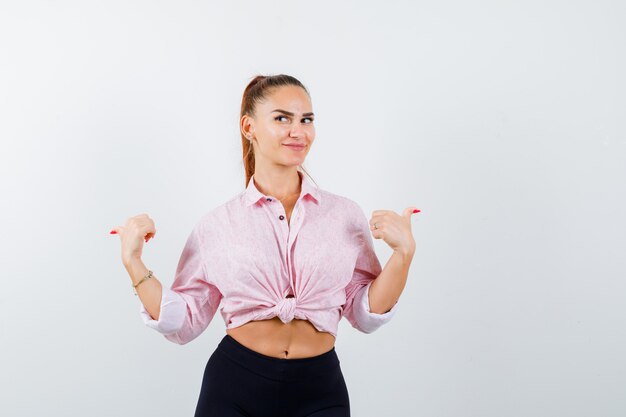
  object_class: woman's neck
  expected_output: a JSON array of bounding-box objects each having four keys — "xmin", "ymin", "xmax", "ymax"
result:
[{"xmin": 253, "ymin": 170, "xmax": 302, "ymax": 201}]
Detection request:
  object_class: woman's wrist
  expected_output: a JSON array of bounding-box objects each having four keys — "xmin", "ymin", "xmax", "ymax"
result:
[
  {"xmin": 124, "ymin": 257, "xmax": 148, "ymax": 285},
  {"xmin": 393, "ymin": 242, "xmax": 415, "ymax": 259},
  {"xmin": 123, "ymin": 254, "xmax": 141, "ymax": 268}
]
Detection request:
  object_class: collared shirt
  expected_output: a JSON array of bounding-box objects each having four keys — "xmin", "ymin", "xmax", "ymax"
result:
[{"xmin": 139, "ymin": 171, "xmax": 399, "ymax": 344}]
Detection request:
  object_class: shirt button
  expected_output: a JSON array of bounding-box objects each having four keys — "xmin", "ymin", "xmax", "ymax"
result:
[{"xmin": 279, "ymin": 215, "xmax": 285, "ymax": 220}]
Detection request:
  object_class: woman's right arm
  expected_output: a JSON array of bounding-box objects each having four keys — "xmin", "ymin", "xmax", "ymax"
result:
[
  {"xmin": 111, "ymin": 214, "xmax": 193, "ymax": 339},
  {"xmin": 112, "ymin": 213, "xmax": 222, "ymax": 344}
]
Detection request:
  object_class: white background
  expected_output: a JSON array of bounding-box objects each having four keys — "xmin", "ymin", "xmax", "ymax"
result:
[{"xmin": 1, "ymin": 1, "xmax": 625, "ymax": 416}]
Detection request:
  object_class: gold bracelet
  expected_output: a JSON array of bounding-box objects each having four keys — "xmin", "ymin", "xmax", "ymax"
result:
[{"xmin": 132, "ymin": 269, "xmax": 153, "ymax": 296}]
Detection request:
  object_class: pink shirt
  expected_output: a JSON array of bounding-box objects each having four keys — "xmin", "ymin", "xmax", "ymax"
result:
[{"xmin": 139, "ymin": 171, "xmax": 399, "ymax": 344}]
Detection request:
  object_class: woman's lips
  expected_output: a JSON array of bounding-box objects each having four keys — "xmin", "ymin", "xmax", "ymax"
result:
[{"xmin": 283, "ymin": 144, "xmax": 306, "ymax": 151}]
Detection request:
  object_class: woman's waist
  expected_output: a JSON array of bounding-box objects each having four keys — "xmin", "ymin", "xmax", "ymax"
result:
[{"xmin": 225, "ymin": 317, "xmax": 336, "ymax": 359}]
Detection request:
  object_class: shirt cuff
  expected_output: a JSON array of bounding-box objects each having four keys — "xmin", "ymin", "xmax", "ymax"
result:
[
  {"xmin": 353, "ymin": 280, "xmax": 399, "ymax": 333},
  {"xmin": 139, "ymin": 287, "xmax": 187, "ymax": 335}
]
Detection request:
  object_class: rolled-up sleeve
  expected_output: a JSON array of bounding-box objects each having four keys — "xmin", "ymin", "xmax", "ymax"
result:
[
  {"xmin": 139, "ymin": 222, "xmax": 222, "ymax": 345},
  {"xmin": 342, "ymin": 205, "xmax": 399, "ymax": 333},
  {"xmin": 139, "ymin": 287, "xmax": 186, "ymax": 335}
]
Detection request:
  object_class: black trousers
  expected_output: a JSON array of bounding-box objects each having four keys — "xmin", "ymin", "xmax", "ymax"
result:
[{"xmin": 194, "ymin": 334, "xmax": 351, "ymax": 417}]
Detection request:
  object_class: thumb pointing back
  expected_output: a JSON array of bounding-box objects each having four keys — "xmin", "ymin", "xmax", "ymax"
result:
[{"xmin": 403, "ymin": 207, "xmax": 421, "ymax": 220}]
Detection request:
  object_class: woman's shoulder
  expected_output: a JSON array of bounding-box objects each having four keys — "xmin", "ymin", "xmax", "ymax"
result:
[
  {"xmin": 192, "ymin": 189, "xmax": 253, "ymax": 231},
  {"xmin": 315, "ymin": 189, "xmax": 369, "ymax": 234},
  {"xmin": 318, "ymin": 188, "xmax": 364, "ymax": 216},
  {"xmin": 194, "ymin": 199, "xmax": 231, "ymax": 230}
]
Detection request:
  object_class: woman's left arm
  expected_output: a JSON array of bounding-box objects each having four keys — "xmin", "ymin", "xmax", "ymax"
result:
[{"xmin": 367, "ymin": 207, "xmax": 420, "ymax": 314}]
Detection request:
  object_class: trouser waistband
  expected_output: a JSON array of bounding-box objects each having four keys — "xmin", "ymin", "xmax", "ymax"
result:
[{"xmin": 216, "ymin": 334, "xmax": 340, "ymax": 382}]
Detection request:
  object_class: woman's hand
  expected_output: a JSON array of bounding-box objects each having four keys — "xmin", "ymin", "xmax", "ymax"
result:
[
  {"xmin": 369, "ymin": 207, "xmax": 420, "ymax": 255},
  {"xmin": 110, "ymin": 213, "xmax": 157, "ymax": 265}
]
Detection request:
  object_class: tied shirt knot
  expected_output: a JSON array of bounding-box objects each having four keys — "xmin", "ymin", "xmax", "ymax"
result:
[{"xmin": 276, "ymin": 296, "xmax": 297, "ymax": 323}]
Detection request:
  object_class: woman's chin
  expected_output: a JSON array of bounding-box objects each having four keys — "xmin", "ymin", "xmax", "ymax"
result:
[
  {"xmin": 282, "ymin": 153, "xmax": 307, "ymax": 164},
  {"xmin": 281, "ymin": 158, "xmax": 306, "ymax": 167}
]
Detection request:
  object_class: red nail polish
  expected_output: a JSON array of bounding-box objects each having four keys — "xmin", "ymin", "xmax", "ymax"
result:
[
  {"xmin": 110, "ymin": 230, "xmax": 117, "ymax": 234},
  {"xmin": 413, "ymin": 209, "xmax": 420, "ymax": 213}
]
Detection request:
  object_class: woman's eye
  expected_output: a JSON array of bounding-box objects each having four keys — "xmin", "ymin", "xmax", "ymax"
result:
[{"xmin": 274, "ymin": 116, "xmax": 314, "ymax": 123}]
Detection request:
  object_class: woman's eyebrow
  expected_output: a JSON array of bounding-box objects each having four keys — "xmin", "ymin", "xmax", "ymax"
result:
[{"xmin": 271, "ymin": 109, "xmax": 315, "ymax": 117}]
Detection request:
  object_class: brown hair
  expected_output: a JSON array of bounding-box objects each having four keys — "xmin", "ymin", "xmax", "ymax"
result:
[{"xmin": 240, "ymin": 74, "xmax": 317, "ymax": 188}]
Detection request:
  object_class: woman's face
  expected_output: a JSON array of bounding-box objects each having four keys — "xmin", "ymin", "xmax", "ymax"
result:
[{"xmin": 243, "ymin": 85, "xmax": 315, "ymax": 169}]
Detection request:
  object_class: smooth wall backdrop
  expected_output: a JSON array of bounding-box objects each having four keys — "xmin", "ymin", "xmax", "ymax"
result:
[{"xmin": 1, "ymin": 1, "xmax": 624, "ymax": 416}]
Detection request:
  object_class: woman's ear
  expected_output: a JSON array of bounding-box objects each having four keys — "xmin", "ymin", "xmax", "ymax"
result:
[{"xmin": 240, "ymin": 114, "xmax": 255, "ymax": 139}]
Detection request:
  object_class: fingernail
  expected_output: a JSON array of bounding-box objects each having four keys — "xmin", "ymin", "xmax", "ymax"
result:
[
  {"xmin": 413, "ymin": 209, "xmax": 420, "ymax": 213},
  {"xmin": 110, "ymin": 230, "xmax": 117, "ymax": 234}
]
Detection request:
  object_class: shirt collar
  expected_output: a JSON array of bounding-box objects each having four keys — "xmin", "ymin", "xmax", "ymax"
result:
[{"xmin": 244, "ymin": 171, "xmax": 321, "ymax": 207}]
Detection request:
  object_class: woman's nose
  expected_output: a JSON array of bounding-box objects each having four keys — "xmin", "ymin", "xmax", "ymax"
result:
[{"xmin": 290, "ymin": 123, "xmax": 305, "ymax": 137}]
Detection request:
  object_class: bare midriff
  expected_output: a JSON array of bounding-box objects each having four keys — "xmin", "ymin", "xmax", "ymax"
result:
[{"xmin": 226, "ymin": 317, "xmax": 336, "ymax": 359}]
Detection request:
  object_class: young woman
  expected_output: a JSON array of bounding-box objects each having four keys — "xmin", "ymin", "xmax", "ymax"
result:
[{"xmin": 111, "ymin": 74, "xmax": 419, "ymax": 416}]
